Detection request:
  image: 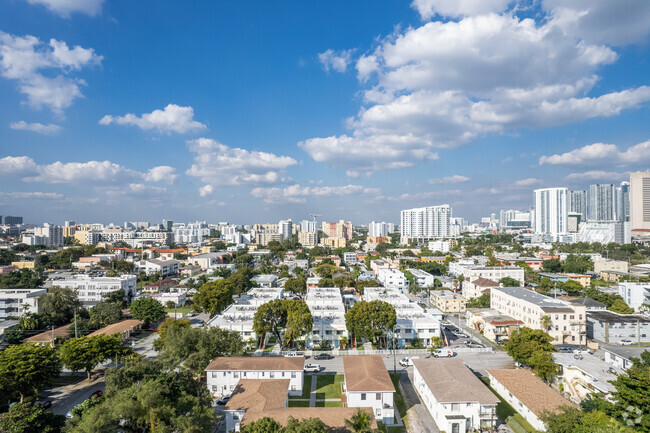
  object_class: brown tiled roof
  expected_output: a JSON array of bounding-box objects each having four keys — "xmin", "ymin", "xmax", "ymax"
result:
[
  {"xmin": 204, "ymin": 356, "xmax": 305, "ymax": 371},
  {"xmin": 25, "ymin": 324, "xmax": 71, "ymax": 342},
  {"xmin": 487, "ymin": 369, "xmax": 575, "ymax": 416},
  {"xmin": 87, "ymin": 319, "xmax": 143, "ymax": 337},
  {"xmin": 472, "ymin": 277, "xmax": 499, "ymax": 287},
  {"xmin": 412, "ymin": 358, "xmax": 499, "ymax": 404},
  {"xmin": 343, "ymin": 355, "xmax": 395, "ymax": 392}
]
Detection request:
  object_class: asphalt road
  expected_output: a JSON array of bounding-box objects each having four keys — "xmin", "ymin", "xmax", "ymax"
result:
[{"xmin": 43, "ymin": 375, "xmax": 106, "ymax": 416}]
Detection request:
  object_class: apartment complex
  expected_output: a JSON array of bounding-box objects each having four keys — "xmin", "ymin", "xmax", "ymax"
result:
[
  {"xmin": 321, "ymin": 220, "xmax": 352, "ymax": 240},
  {"xmin": 343, "ymin": 355, "xmax": 395, "ymax": 425},
  {"xmin": 630, "ymin": 171, "xmax": 650, "ymax": 231},
  {"xmin": 305, "ymin": 287, "xmax": 348, "ymax": 348},
  {"xmin": 51, "ymin": 275, "xmax": 136, "ymax": 307},
  {"xmin": 400, "ymin": 204, "xmax": 451, "ymax": 244},
  {"xmin": 430, "ymin": 290, "xmax": 467, "ymax": 313},
  {"xmin": 377, "ymin": 268, "xmax": 409, "ymax": 292},
  {"xmin": 0, "ymin": 289, "xmax": 46, "ymax": 320},
  {"xmin": 534, "ymin": 187, "xmax": 568, "ymax": 237}
]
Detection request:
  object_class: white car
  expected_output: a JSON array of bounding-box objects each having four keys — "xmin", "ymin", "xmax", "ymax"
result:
[
  {"xmin": 432, "ymin": 348, "xmax": 454, "ymax": 358},
  {"xmin": 572, "ymin": 348, "xmax": 594, "ymax": 355},
  {"xmin": 619, "ymin": 340, "xmax": 634, "ymax": 346},
  {"xmin": 399, "ymin": 356, "xmax": 420, "ymax": 367},
  {"xmin": 304, "ymin": 364, "xmax": 321, "ymax": 373}
]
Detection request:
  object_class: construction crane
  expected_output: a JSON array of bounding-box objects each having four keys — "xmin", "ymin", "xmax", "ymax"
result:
[{"xmin": 309, "ymin": 213, "xmax": 321, "ymax": 222}]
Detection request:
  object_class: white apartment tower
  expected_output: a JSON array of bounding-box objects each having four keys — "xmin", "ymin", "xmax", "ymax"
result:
[
  {"xmin": 278, "ymin": 219, "xmax": 293, "ymax": 240},
  {"xmin": 589, "ymin": 184, "xmax": 615, "ymax": 221},
  {"xmin": 569, "ymin": 190, "xmax": 587, "ymax": 221},
  {"xmin": 630, "ymin": 172, "xmax": 650, "ymax": 231},
  {"xmin": 400, "ymin": 205, "xmax": 451, "ymax": 243},
  {"xmin": 368, "ymin": 221, "xmax": 394, "ymax": 237},
  {"xmin": 534, "ymin": 188, "xmax": 568, "ymax": 236}
]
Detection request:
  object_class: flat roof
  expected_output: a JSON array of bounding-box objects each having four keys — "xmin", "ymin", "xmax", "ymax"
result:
[
  {"xmin": 587, "ymin": 310, "xmax": 650, "ymax": 324},
  {"xmin": 205, "ymin": 356, "xmax": 305, "ymax": 371},
  {"xmin": 553, "ymin": 353, "xmax": 619, "ymax": 394},
  {"xmin": 412, "ymin": 358, "xmax": 499, "ymax": 404},
  {"xmin": 600, "ymin": 343, "xmax": 649, "ymax": 360},
  {"xmin": 487, "ymin": 369, "xmax": 575, "ymax": 417},
  {"xmin": 343, "ymin": 355, "xmax": 394, "ymax": 392},
  {"xmin": 87, "ymin": 319, "xmax": 143, "ymax": 337},
  {"xmin": 493, "ymin": 287, "xmax": 575, "ymax": 311},
  {"xmin": 567, "ymin": 297, "xmax": 606, "ymax": 308}
]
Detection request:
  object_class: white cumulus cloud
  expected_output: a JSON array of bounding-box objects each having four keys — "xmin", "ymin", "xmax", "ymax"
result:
[
  {"xmin": 565, "ymin": 171, "xmax": 628, "ymax": 181},
  {"xmin": 428, "ymin": 175, "xmax": 470, "ymax": 184},
  {"xmin": 514, "ymin": 177, "xmax": 543, "ymax": 187},
  {"xmin": 539, "ymin": 140, "xmax": 650, "ymax": 166},
  {"xmin": 10, "ymin": 120, "xmax": 61, "ymax": 135},
  {"xmin": 199, "ymin": 185, "xmax": 214, "ymax": 197},
  {"xmin": 318, "ymin": 49, "xmax": 354, "ymax": 73},
  {"xmin": 0, "ymin": 156, "xmax": 39, "ymax": 175},
  {"xmin": 251, "ymin": 184, "xmax": 381, "ymax": 204},
  {"xmin": 144, "ymin": 166, "xmax": 178, "ymax": 184},
  {"xmin": 100, "ymin": 104, "xmax": 207, "ymax": 134},
  {"xmin": 186, "ymin": 138, "xmax": 298, "ymax": 187},
  {"xmin": 0, "ymin": 191, "xmax": 64, "ymax": 199},
  {"xmin": 25, "ymin": 0, "xmax": 105, "ymax": 17},
  {"xmin": 412, "ymin": 0, "xmax": 512, "ymax": 19}
]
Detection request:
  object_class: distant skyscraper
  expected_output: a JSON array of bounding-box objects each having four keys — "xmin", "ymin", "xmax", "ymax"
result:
[
  {"xmin": 569, "ymin": 190, "xmax": 587, "ymax": 221},
  {"xmin": 368, "ymin": 221, "xmax": 394, "ymax": 237},
  {"xmin": 278, "ymin": 219, "xmax": 293, "ymax": 240},
  {"xmin": 630, "ymin": 171, "xmax": 650, "ymax": 231},
  {"xmin": 534, "ymin": 188, "xmax": 568, "ymax": 236},
  {"xmin": 615, "ymin": 182, "xmax": 630, "ymax": 222},
  {"xmin": 0, "ymin": 215, "xmax": 23, "ymax": 225},
  {"xmin": 589, "ymin": 184, "xmax": 615, "ymax": 221},
  {"xmin": 400, "ymin": 205, "xmax": 451, "ymax": 242},
  {"xmin": 162, "ymin": 219, "xmax": 173, "ymax": 231}
]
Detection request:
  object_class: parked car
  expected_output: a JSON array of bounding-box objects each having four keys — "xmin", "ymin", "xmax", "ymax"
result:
[
  {"xmin": 285, "ymin": 351, "xmax": 303, "ymax": 357},
  {"xmin": 399, "ymin": 356, "xmax": 420, "ymax": 367},
  {"xmin": 432, "ymin": 348, "xmax": 455, "ymax": 358},
  {"xmin": 558, "ymin": 347, "xmax": 573, "ymax": 353},
  {"xmin": 304, "ymin": 364, "xmax": 321, "ymax": 373},
  {"xmin": 216, "ymin": 395, "xmax": 231, "ymax": 405},
  {"xmin": 66, "ymin": 404, "xmax": 80, "ymax": 419},
  {"xmin": 35, "ymin": 400, "xmax": 52, "ymax": 409},
  {"xmin": 90, "ymin": 390, "xmax": 103, "ymax": 398},
  {"xmin": 619, "ymin": 340, "xmax": 634, "ymax": 346},
  {"xmin": 573, "ymin": 348, "xmax": 594, "ymax": 355},
  {"xmin": 313, "ymin": 353, "xmax": 333, "ymax": 360}
]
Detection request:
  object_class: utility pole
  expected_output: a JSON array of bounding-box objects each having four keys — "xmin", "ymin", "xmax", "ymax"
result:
[{"xmin": 74, "ymin": 308, "xmax": 78, "ymax": 338}]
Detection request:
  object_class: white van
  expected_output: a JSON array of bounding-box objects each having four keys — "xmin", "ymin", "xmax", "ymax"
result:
[
  {"xmin": 399, "ymin": 356, "xmax": 420, "ymax": 367},
  {"xmin": 432, "ymin": 348, "xmax": 454, "ymax": 358}
]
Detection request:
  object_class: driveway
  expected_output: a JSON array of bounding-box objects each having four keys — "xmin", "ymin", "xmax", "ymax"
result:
[{"xmin": 398, "ymin": 370, "xmax": 440, "ymax": 433}]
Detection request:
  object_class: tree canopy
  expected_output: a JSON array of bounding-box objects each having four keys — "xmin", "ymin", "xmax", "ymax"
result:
[
  {"xmin": 505, "ymin": 327, "xmax": 558, "ymax": 381},
  {"xmin": 59, "ymin": 335, "xmax": 130, "ymax": 379},
  {"xmin": 193, "ymin": 279, "xmax": 234, "ymax": 314},
  {"xmin": 129, "ymin": 297, "xmax": 167, "ymax": 326},
  {"xmin": 284, "ymin": 277, "xmax": 307, "ymax": 294},
  {"xmin": 0, "ymin": 401, "xmax": 66, "ymax": 433},
  {"xmin": 345, "ymin": 300, "xmax": 396, "ymax": 347},
  {"xmin": 0, "ymin": 343, "xmax": 60, "ymax": 402},
  {"xmin": 39, "ymin": 286, "xmax": 82, "ymax": 326},
  {"xmin": 253, "ymin": 299, "xmax": 313, "ymax": 349},
  {"xmin": 88, "ymin": 301, "xmax": 123, "ymax": 328}
]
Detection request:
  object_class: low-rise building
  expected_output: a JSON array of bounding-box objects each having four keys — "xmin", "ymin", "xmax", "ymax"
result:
[
  {"xmin": 370, "ymin": 259, "xmax": 391, "ymax": 275},
  {"xmin": 594, "ymin": 257, "xmax": 629, "ymax": 276},
  {"xmin": 51, "ymin": 275, "xmax": 136, "ymax": 307},
  {"xmin": 11, "ymin": 261, "xmax": 35, "ymax": 270},
  {"xmin": 487, "ymin": 369, "xmax": 575, "ymax": 432},
  {"xmin": 87, "ymin": 319, "xmax": 143, "ymax": 338},
  {"xmin": 205, "ymin": 357, "xmax": 305, "ymax": 397},
  {"xmin": 305, "ymin": 287, "xmax": 348, "ymax": 348},
  {"xmin": 587, "ymin": 310, "xmax": 650, "ymax": 344},
  {"xmin": 135, "ymin": 259, "xmax": 180, "ymax": 277},
  {"xmin": 464, "ymin": 266, "xmax": 525, "ymax": 286},
  {"xmin": 377, "ymin": 268, "xmax": 409, "ymax": 292},
  {"xmin": 601, "ymin": 344, "xmax": 649, "ymax": 370},
  {"xmin": 463, "ymin": 277, "xmax": 500, "ymax": 299},
  {"xmin": 0, "ymin": 288, "xmax": 46, "ymax": 320},
  {"xmin": 343, "ymin": 252, "xmax": 358, "ymax": 265},
  {"xmin": 314, "ymin": 256, "xmax": 342, "ymax": 267},
  {"xmin": 252, "ymin": 274, "xmax": 278, "ymax": 288},
  {"xmin": 558, "ymin": 273, "xmax": 591, "ymax": 288},
  {"xmin": 566, "ymin": 297, "xmax": 606, "ymax": 311},
  {"xmin": 466, "ymin": 308, "xmax": 523, "ymax": 344},
  {"xmin": 553, "ymin": 353, "xmax": 621, "ymax": 402},
  {"xmin": 412, "ymin": 358, "xmax": 498, "ymax": 432},
  {"xmin": 430, "ymin": 290, "xmax": 467, "ymax": 313},
  {"xmin": 407, "ymin": 268, "xmax": 435, "ymax": 288},
  {"xmin": 142, "ymin": 278, "xmax": 177, "ymax": 293},
  {"xmin": 491, "ymin": 287, "xmax": 586, "ymax": 346},
  {"xmin": 343, "ymin": 355, "xmax": 395, "ymax": 425},
  {"xmin": 618, "ymin": 282, "xmax": 650, "ymax": 312},
  {"xmin": 151, "ymin": 290, "xmax": 187, "ymax": 308}
]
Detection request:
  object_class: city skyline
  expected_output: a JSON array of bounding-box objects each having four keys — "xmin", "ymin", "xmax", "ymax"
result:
[{"xmin": 1, "ymin": 1, "xmax": 650, "ymax": 224}]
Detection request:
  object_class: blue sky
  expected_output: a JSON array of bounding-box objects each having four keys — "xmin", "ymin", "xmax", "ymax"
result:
[{"xmin": 1, "ymin": 0, "xmax": 650, "ymax": 226}]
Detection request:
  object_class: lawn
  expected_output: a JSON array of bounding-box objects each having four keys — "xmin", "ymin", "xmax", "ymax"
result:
[
  {"xmin": 315, "ymin": 400, "xmax": 343, "ymax": 407},
  {"xmin": 289, "ymin": 375, "xmax": 312, "ymax": 400},
  {"xmin": 315, "ymin": 374, "xmax": 344, "ymax": 399},
  {"xmin": 377, "ymin": 421, "xmax": 407, "ymax": 433},
  {"xmin": 288, "ymin": 400, "xmax": 310, "ymax": 407},
  {"xmin": 164, "ymin": 307, "xmax": 193, "ymax": 316},
  {"xmin": 389, "ymin": 374, "xmax": 408, "ymax": 419}
]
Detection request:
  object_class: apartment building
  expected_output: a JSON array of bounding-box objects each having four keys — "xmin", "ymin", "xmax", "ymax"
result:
[
  {"xmin": 586, "ymin": 310, "xmax": 650, "ymax": 344},
  {"xmin": 466, "ymin": 309, "xmax": 523, "ymax": 344},
  {"xmin": 400, "ymin": 204, "xmax": 451, "ymax": 243},
  {"xmin": 407, "ymin": 268, "xmax": 435, "ymax": 288},
  {"xmin": 135, "ymin": 259, "xmax": 180, "ymax": 277},
  {"xmin": 377, "ymin": 268, "xmax": 409, "ymax": 292},
  {"xmin": 343, "ymin": 252, "xmax": 358, "ymax": 265},
  {"xmin": 617, "ymin": 282, "xmax": 650, "ymax": 312},
  {"xmin": 22, "ymin": 223, "xmax": 63, "ymax": 247},
  {"xmin": 553, "ymin": 353, "xmax": 621, "ymax": 403},
  {"xmin": 205, "ymin": 357, "xmax": 305, "ymax": 397},
  {"xmin": 51, "ymin": 275, "xmax": 136, "ymax": 307},
  {"xmin": 463, "ymin": 277, "xmax": 500, "ymax": 299},
  {"xmin": 298, "ymin": 231, "xmax": 317, "ymax": 247},
  {"xmin": 321, "ymin": 220, "xmax": 353, "ymax": 240},
  {"xmin": 463, "ymin": 266, "xmax": 525, "ymax": 286},
  {"xmin": 305, "ymin": 287, "xmax": 348, "ymax": 348},
  {"xmin": 430, "ymin": 290, "xmax": 467, "ymax": 313},
  {"xmin": 322, "ymin": 237, "xmax": 346, "ymax": 248},
  {"xmin": 412, "ymin": 358, "xmax": 498, "ymax": 432},
  {"xmin": 0, "ymin": 289, "xmax": 46, "ymax": 320},
  {"xmin": 491, "ymin": 287, "xmax": 586, "ymax": 345},
  {"xmin": 343, "ymin": 355, "xmax": 395, "ymax": 425}
]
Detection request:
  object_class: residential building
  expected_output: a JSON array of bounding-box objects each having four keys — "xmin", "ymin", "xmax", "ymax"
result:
[
  {"xmin": 11, "ymin": 261, "xmax": 35, "ymax": 270},
  {"xmin": 322, "ymin": 237, "xmax": 346, "ymax": 248},
  {"xmin": 616, "ymin": 181, "xmax": 630, "ymax": 222},
  {"xmin": 298, "ymin": 231, "xmax": 317, "ymax": 247},
  {"xmin": 463, "ymin": 277, "xmax": 500, "ymax": 299},
  {"xmin": 407, "ymin": 268, "xmax": 435, "ymax": 288},
  {"xmin": 305, "ymin": 287, "xmax": 348, "ymax": 348},
  {"xmin": 487, "ymin": 369, "xmax": 575, "ymax": 432},
  {"xmin": 412, "ymin": 358, "xmax": 498, "ymax": 432},
  {"xmin": 135, "ymin": 259, "xmax": 180, "ymax": 277},
  {"xmin": 428, "ymin": 240, "xmax": 450, "ymax": 253},
  {"xmin": 569, "ymin": 190, "xmax": 587, "ymax": 222},
  {"xmin": 601, "ymin": 343, "xmax": 649, "ymax": 370},
  {"xmin": 252, "ymin": 274, "xmax": 278, "ymax": 288},
  {"xmin": 87, "ymin": 319, "xmax": 143, "ymax": 338},
  {"xmin": 368, "ymin": 221, "xmax": 394, "ymax": 237},
  {"xmin": 321, "ymin": 220, "xmax": 353, "ymax": 240},
  {"xmin": 463, "ymin": 266, "xmax": 525, "ymax": 286},
  {"xmin": 278, "ymin": 219, "xmax": 293, "ymax": 240},
  {"xmin": 589, "ymin": 184, "xmax": 615, "ymax": 221},
  {"xmin": 566, "ymin": 297, "xmax": 606, "ymax": 311},
  {"xmin": 0, "ymin": 289, "xmax": 46, "ymax": 320},
  {"xmin": 370, "ymin": 259, "xmax": 391, "ymax": 275},
  {"xmin": 630, "ymin": 171, "xmax": 650, "ymax": 231},
  {"xmin": 377, "ymin": 268, "xmax": 409, "ymax": 291},
  {"xmin": 151, "ymin": 290, "xmax": 187, "ymax": 308},
  {"xmin": 185, "ymin": 252, "xmax": 228, "ymax": 270},
  {"xmin": 430, "ymin": 290, "xmax": 467, "ymax": 313},
  {"xmin": 491, "ymin": 287, "xmax": 586, "ymax": 345},
  {"xmin": 400, "ymin": 204, "xmax": 451, "ymax": 243},
  {"xmin": 557, "ymin": 273, "xmax": 591, "ymax": 288},
  {"xmin": 343, "ymin": 252, "xmax": 358, "ymax": 265},
  {"xmin": 0, "ymin": 215, "xmax": 22, "ymax": 225},
  {"xmin": 534, "ymin": 187, "xmax": 568, "ymax": 237},
  {"xmin": 22, "ymin": 223, "xmax": 64, "ymax": 247},
  {"xmin": 314, "ymin": 255, "xmax": 342, "ymax": 267},
  {"xmin": 618, "ymin": 282, "xmax": 650, "ymax": 312},
  {"xmin": 586, "ymin": 310, "xmax": 650, "ymax": 344},
  {"xmin": 51, "ymin": 275, "xmax": 136, "ymax": 307},
  {"xmin": 593, "ymin": 257, "xmax": 629, "ymax": 276},
  {"xmin": 466, "ymin": 309, "xmax": 523, "ymax": 344},
  {"xmin": 142, "ymin": 278, "xmax": 177, "ymax": 293},
  {"xmin": 343, "ymin": 355, "xmax": 395, "ymax": 425},
  {"xmin": 553, "ymin": 353, "xmax": 621, "ymax": 403},
  {"xmin": 205, "ymin": 357, "xmax": 304, "ymax": 397}
]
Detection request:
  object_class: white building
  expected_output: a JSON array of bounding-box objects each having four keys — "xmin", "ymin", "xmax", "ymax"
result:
[
  {"xmin": 135, "ymin": 259, "xmax": 180, "ymax": 277},
  {"xmin": 400, "ymin": 205, "xmax": 451, "ymax": 243},
  {"xmin": 553, "ymin": 352, "xmax": 621, "ymax": 403},
  {"xmin": 0, "ymin": 289, "xmax": 46, "ymax": 320},
  {"xmin": 407, "ymin": 268, "xmax": 435, "ymax": 288},
  {"xmin": 377, "ymin": 268, "xmax": 409, "ymax": 291},
  {"xmin": 630, "ymin": 171, "xmax": 650, "ymax": 231},
  {"xmin": 589, "ymin": 183, "xmax": 616, "ymax": 221},
  {"xmin": 487, "ymin": 369, "xmax": 575, "ymax": 432},
  {"xmin": 184, "ymin": 252, "xmax": 228, "ymax": 270},
  {"xmin": 278, "ymin": 219, "xmax": 293, "ymax": 240},
  {"xmin": 412, "ymin": 358, "xmax": 498, "ymax": 433},
  {"xmin": 569, "ymin": 190, "xmax": 587, "ymax": 222},
  {"xmin": 205, "ymin": 357, "xmax": 305, "ymax": 397},
  {"xmin": 343, "ymin": 252, "xmax": 358, "ymax": 265},
  {"xmin": 52, "ymin": 275, "xmax": 136, "ymax": 307},
  {"xmin": 534, "ymin": 187, "xmax": 568, "ymax": 237},
  {"xmin": 457, "ymin": 266, "xmax": 525, "ymax": 286},
  {"xmin": 151, "ymin": 290, "xmax": 187, "ymax": 308},
  {"xmin": 428, "ymin": 240, "xmax": 450, "ymax": 253},
  {"xmin": 22, "ymin": 223, "xmax": 64, "ymax": 247},
  {"xmin": 578, "ymin": 221, "xmax": 630, "ymax": 245},
  {"xmin": 252, "ymin": 274, "xmax": 278, "ymax": 288},
  {"xmin": 343, "ymin": 355, "xmax": 395, "ymax": 425},
  {"xmin": 586, "ymin": 310, "xmax": 650, "ymax": 344},
  {"xmin": 368, "ymin": 221, "xmax": 394, "ymax": 237},
  {"xmin": 491, "ymin": 287, "xmax": 586, "ymax": 345},
  {"xmin": 305, "ymin": 287, "xmax": 348, "ymax": 348},
  {"xmin": 618, "ymin": 282, "xmax": 650, "ymax": 312}
]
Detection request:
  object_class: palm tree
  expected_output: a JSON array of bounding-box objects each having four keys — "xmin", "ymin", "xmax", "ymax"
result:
[
  {"xmin": 344, "ymin": 409, "xmax": 377, "ymax": 433},
  {"xmin": 540, "ymin": 315, "xmax": 552, "ymax": 331}
]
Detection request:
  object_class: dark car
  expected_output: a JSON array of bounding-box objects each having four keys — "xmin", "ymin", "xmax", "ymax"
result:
[
  {"xmin": 216, "ymin": 395, "xmax": 231, "ymax": 405},
  {"xmin": 35, "ymin": 400, "xmax": 52, "ymax": 409},
  {"xmin": 91, "ymin": 390, "xmax": 103, "ymax": 398},
  {"xmin": 313, "ymin": 354, "xmax": 333, "ymax": 360}
]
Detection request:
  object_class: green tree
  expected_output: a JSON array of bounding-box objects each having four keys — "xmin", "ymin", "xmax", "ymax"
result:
[
  {"xmin": 562, "ymin": 255, "xmax": 593, "ymax": 274},
  {"xmin": 129, "ymin": 297, "xmax": 167, "ymax": 327},
  {"xmin": 0, "ymin": 269, "xmax": 45, "ymax": 289},
  {"xmin": 467, "ymin": 293, "xmax": 490, "ymax": 308},
  {"xmin": 241, "ymin": 417, "xmax": 283, "ymax": 433},
  {"xmin": 499, "ymin": 277, "xmax": 520, "ymax": 287},
  {"xmin": 543, "ymin": 259, "xmax": 562, "ymax": 273},
  {"xmin": 541, "ymin": 406, "xmax": 636, "ymax": 433},
  {"xmin": 88, "ymin": 301, "xmax": 123, "ymax": 328},
  {"xmin": 234, "ymin": 253, "xmax": 254, "ymax": 269},
  {"xmin": 285, "ymin": 416, "xmax": 329, "ymax": 433},
  {"xmin": 0, "ymin": 401, "xmax": 66, "ymax": 433},
  {"xmin": 59, "ymin": 335, "xmax": 130, "ymax": 380},
  {"xmin": 540, "ymin": 315, "xmax": 552, "ymax": 331},
  {"xmin": 505, "ymin": 327, "xmax": 558, "ymax": 381},
  {"xmin": 253, "ymin": 300, "xmax": 313, "ymax": 350},
  {"xmin": 228, "ymin": 267, "xmax": 255, "ymax": 294},
  {"xmin": 317, "ymin": 277, "xmax": 334, "ymax": 287},
  {"xmin": 0, "ymin": 344, "xmax": 60, "ymax": 402},
  {"xmin": 345, "ymin": 300, "xmax": 396, "ymax": 347},
  {"xmin": 606, "ymin": 351, "xmax": 650, "ymax": 432},
  {"xmin": 561, "ymin": 280, "xmax": 584, "ymax": 294},
  {"xmin": 609, "ymin": 299, "xmax": 634, "ymax": 314},
  {"xmin": 154, "ymin": 317, "xmax": 192, "ymax": 350},
  {"xmin": 102, "ymin": 288, "xmax": 128, "ymax": 307},
  {"xmin": 193, "ymin": 279, "xmax": 234, "ymax": 314},
  {"xmin": 39, "ymin": 286, "xmax": 82, "ymax": 326},
  {"xmin": 284, "ymin": 277, "xmax": 307, "ymax": 294},
  {"xmin": 344, "ymin": 408, "xmax": 377, "ymax": 433}
]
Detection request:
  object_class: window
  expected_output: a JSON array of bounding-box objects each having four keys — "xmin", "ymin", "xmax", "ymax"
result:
[
  {"xmin": 233, "ymin": 372, "xmax": 239, "ymax": 378},
  {"xmin": 376, "ymin": 393, "xmax": 381, "ymax": 400},
  {"xmin": 270, "ymin": 372, "xmax": 275, "ymax": 378},
  {"xmin": 291, "ymin": 372, "xmax": 296, "ymax": 378},
  {"xmin": 223, "ymin": 372, "xmax": 226, "ymax": 377},
  {"xmin": 361, "ymin": 393, "xmax": 366, "ymax": 401},
  {"xmin": 451, "ymin": 403, "xmax": 459, "ymax": 411},
  {"xmin": 291, "ymin": 385, "xmax": 296, "ymax": 391}
]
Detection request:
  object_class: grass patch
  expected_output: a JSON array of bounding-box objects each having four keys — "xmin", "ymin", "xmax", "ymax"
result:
[
  {"xmin": 289, "ymin": 375, "xmax": 312, "ymax": 400},
  {"xmin": 512, "ymin": 414, "xmax": 538, "ymax": 433},
  {"xmin": 357, "ymin": 346, "xmax": 365, "ymax": 351},
  {"xmin": 389, "ymin": 374, "xmax": 408, "ymax": 419},
  {"xmin": 263, "ymin": 345, "xmax": 274, "ymax": 352},
  {"xmin": 315, "ymin": 400, "xmax": 343, "ymax": 407},
  {"xmin": 164, "ymin": 307, "xmax": 193, "ymax": 315},
  {"xmin": 288, "ymin": 400, "xmax": 310, "ymax": 407},
  {"xmin": 377, "ymin": 421, "xmax": 406, "ymax": 433},
  {"xmin": 315, "ymin": 375, "xmax": 344, "ymax": 399}
]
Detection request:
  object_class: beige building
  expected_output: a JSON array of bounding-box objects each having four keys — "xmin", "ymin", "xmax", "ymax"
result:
[
  {"xmin": 255, "ymin": 232, "xmax": 283, "ymax": 246},
  {"xmin": 491, "ymin": 287, "xmax": 586, "ymax": 345},
  {"xmin": 322, "ymin": 220, "xmax": 353, "ymax": 240},
  {"xmin": 11, "ymin": 261, "xmax": 35, "ymax": 270},
  {"xmin": 430, "ymin": 290, "xmax": 467, "ymax": 313},
  {"xmin": 298, "ymin": 231, "xmax": 317, "ymax": 247},
  {"xmin": 466, "ymin": 308, "xmax": 523, "ymax": 344},
  {"xmin": 558, "ymin": 273, "xmax": 591, "ymax": 288},
  {"xmin": 630, "ymin": 171, "xmax": 650, "ymax": 231},
  {"xmin": 593, "ymin": 257, "xmax": 628, "ymax": 275},
  {"xmin": 322, "ymin": 237, "xmax": 346, "ymax": 248}
]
